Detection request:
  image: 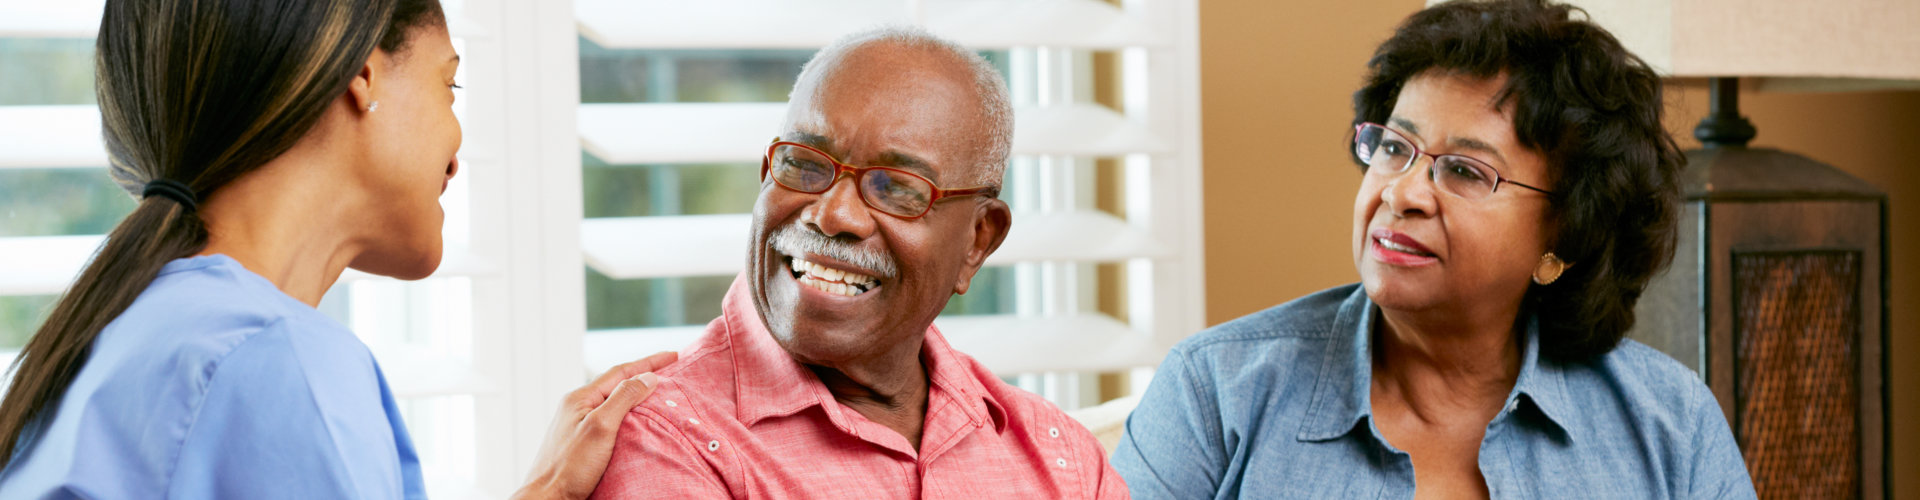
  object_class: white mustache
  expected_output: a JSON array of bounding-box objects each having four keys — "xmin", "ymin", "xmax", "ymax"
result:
[{"xmin": 769, "ymin": 224, "xmax": 899, "ymax": 278}]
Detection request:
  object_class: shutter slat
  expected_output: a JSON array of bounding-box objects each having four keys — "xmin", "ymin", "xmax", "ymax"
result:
[
  {"xmin": 0, "ymin": 106, "xmax": 107, "ymax": 169},
  {"xmin": 578, "ymin": 102, "xmax": 1166, "ymax": 166},
  {"xmin": 581, "ymin": 210, "xmax": 1164, "ymax": 280},
  {"xmin": 576, "ymin": 0, "xmax": 1162, "ymax": 50},
  {"xmin": 0, "ymin": 235, "xmax": 496, "ymax": 296},
  {"xmin": 0, "ymin": 2, "xmax": 104, "ymax": 38},
  {"xmin": 0, "ymin": 3, "xmax": 485, "ymax": 39},
  {"xmin": 0, "ymin": 347, "xmax": 497, "ymax": 400}
]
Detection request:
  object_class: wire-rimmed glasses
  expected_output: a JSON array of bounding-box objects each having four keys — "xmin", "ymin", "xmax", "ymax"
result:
[{"xmin": 1352, "ymin": 122, "xmax": 1554, "ymax": 200}]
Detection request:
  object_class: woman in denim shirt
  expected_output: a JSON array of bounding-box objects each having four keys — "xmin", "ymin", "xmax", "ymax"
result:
[{"xmin": 1114, "ymin": 0, "xmax": 1758, "ymax": 498}]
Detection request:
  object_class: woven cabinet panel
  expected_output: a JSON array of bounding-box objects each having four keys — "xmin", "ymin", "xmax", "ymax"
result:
[{"xmin": 1733, "ymin": 251, "xmax": 1861, "ymax": 499}]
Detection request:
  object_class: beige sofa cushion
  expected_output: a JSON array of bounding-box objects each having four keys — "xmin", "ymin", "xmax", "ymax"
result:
[{"xmin": 1065, "ymin": 395, "xmax": 1141, "ymax": 456}]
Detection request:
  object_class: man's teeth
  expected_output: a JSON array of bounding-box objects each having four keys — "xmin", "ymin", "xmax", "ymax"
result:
[
  {"xmin": 789, "ymin": 257, "xmax": 879, "ymax": 296},
  {"xmin": 1378, "ymin": 238, "xmax": 1433, "ymax": 256}
]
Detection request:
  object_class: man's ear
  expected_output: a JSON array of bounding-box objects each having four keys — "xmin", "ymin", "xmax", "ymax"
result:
[
  {"xmin": 952, "ymin": 198, "xmax": 1012, "ymax": 295},
  {"xmin": 346, "ymin": 50, "xmax": 388, "ymax": 114}
]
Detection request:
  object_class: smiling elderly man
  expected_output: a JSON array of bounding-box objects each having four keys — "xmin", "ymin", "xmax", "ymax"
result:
[{"xmin": 588, "ymin": 27, "xmax": 1125, "ymax": 499}]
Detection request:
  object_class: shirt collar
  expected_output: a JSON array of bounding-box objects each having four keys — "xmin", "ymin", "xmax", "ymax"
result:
[
  {"xmin": 1297, "ymin": 287, "xmax": 1574, "ymax": 443},
  {"xmin": 1508, "ymin": 315, "xmax": 1576, "ymax": 440},
  {"xmin": 717, "ymin": 274, "xmax": 1006, "ymax": 432}
]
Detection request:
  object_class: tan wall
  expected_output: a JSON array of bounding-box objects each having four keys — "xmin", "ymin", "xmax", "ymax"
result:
[
  {"xmin": 1198, "ymin": 0, "xmax": 1416, "ymax": 321},
  {"xmin": 1197, "ymin": 1, "xmax": 1918, "ymax": 497}
]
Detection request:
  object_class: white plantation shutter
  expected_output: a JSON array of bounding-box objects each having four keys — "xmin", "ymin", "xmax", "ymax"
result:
[
  {"xmin": 569, "ymin": 0, "xmax": 1205, "ymax": 405},
  {"xmin": 0, "ymin": 0, "xmax": 1202, "ymax": 496}
]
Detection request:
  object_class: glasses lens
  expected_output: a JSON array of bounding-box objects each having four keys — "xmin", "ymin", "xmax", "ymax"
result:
[
  {"xmin": 770, "ymin": 144, "xmax": 837, "ymax": 192},
  {"xmin": 859, "ymin": 168, "xmax": 934, "ymax": 217},
  {"xmin": 1357, "ymin": 125, "xmax": 1416, "ymax": 174},
  {"xmin": 1433, "ymin": 156, "xmax": 1499, "ymax": 199}
]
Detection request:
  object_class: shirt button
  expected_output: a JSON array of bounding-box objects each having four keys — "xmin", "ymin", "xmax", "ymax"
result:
[
  {"xmin": 1506, "ymin": 400, "xmax": 1519, "ymax": 412},
  {"xmin": 1055, "ymin": 458, "xmax": 1067, "ymax": 467},
  {"xmin": 708, "ymin": 440, "xmax": 721, "ymax": 451},
  {"xmin": 1048, "ymin": 427, "xmax": 1060, "ymax": 438},
  {"xmin": 666, "ymin": 400, "xmax": 679, "ymax": 408}
]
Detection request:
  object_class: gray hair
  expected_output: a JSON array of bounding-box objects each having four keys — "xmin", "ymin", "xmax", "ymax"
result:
[{"xmin": 789, "ymin": 25, "xmax": 1013, "ymax": 188}]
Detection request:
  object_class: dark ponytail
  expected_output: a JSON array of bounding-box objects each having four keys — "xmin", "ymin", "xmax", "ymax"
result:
[{"xmin": 0, "ymin": 0, "xmax": 445, "ymax": 466}]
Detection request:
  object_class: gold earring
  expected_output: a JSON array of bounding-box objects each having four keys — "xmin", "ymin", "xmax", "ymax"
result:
[{"xmin": 1533, "ymin": 252, "xmax": 1570, "ymax": 285}]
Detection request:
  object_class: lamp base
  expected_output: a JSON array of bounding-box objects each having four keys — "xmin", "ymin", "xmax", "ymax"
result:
[
  {"xmin": 1694, "ymin": 77, "xmax": 1757, "ymax": 148},
  {"xmin": 1631, "ymin": 145, "xmax": 1888, "ymax": 499}
]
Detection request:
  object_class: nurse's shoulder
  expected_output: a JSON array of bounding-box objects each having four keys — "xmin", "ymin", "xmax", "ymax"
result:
[
  {"xmin": 2, "ymin": 255, "xmax": 396, "ymax": 498},
  {"xmin": 102, "ymin": 254, "xmax": 378, "ymax": 388}
]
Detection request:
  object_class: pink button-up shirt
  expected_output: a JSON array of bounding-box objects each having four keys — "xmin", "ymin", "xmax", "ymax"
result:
[{"xmin": 591, "ymin": 275, "xmax": 1127, "ymax": 499}]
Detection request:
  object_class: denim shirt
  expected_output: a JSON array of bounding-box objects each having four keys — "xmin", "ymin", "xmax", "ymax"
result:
[{"xmin": 1113, "ymin": 284, "xmax": 1756, "ymax": 499}]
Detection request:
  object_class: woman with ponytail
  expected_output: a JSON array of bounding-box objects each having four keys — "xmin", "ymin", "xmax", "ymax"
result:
[{"xmin": 0, "ymin": 1, "xmax": 668, "ymax": 498}]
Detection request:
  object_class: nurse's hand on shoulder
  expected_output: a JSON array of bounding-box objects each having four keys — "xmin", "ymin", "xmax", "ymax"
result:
[{"xmin": 512, "ymin": 351, "xmax": 679, "ymax": 500}]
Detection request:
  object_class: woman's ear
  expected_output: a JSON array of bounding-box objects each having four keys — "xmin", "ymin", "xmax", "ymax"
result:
[{"xmin": 346, "ymin": 50, "xmax": 390, "ymax": 114}]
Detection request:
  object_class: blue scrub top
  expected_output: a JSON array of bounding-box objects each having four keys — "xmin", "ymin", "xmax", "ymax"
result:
[{"xmin": 0, "ymin": 255, "xmax": 427, "ymax": 499}]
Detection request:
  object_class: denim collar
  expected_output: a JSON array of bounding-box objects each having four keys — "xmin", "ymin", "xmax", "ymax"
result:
[{"xmin": 1296, "ymin": 287, "xmax": 1576, "ymax": 444}]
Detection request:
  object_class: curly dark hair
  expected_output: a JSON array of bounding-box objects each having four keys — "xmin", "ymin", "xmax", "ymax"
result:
[{"xmin": 1351, "ymin": 0, "xmax": 1684, "ymax": 361}]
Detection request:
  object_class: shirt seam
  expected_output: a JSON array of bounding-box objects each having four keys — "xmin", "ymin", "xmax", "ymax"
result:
[
  {"xmin": 1180, "ymin": 326, "xmax": 1335, "ymax": 354},
  {"xmin": 1067, "ymin": 412, "xmax": 1095, "ymax": 499},
  {"xmin": 1169, "ymin": 345, "xmax": 1228, "ymax": 480},
  {"xmin": 164, "ymin": 319, "xmax": 359, "ymax": 494},
  {"xmin": 925, "ymin": 351, "xmax": 988, "ymax": 429},
  {"xmin": 1683, "ymin": 380, "xmax": 1708, "ymax": 497},
  {"xmin": 924, "ymin": 329, "xmax": 1005, "ymax": 429},
  {"xmin": 723, "ymin": 307, "xmax": 827, "ymax": 428},
  {"xmin": 1300, "ymin": 288, "xmax": 1373, "ymax": 443},
  {"xmin": 198, "ymin": 256, "xmax": 320, "ymax": 321},
  {"xmin": 1519, "ymin": 365, "xmax": 1576, "ymax": 442},
  {"xmin": 160, "ymin": 316, "xmax": 284, "ymax": 488},
  {"xmin": 919, "ymin": 393, "xmax": 968, "ymax": 462},
  {"xmin": 632, "ymin": 406, "xmax": 736, "ymax": 495},
  {"xmin": 1297, "ymin": 332, "xmax": 1350, "ymax": 442}
]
